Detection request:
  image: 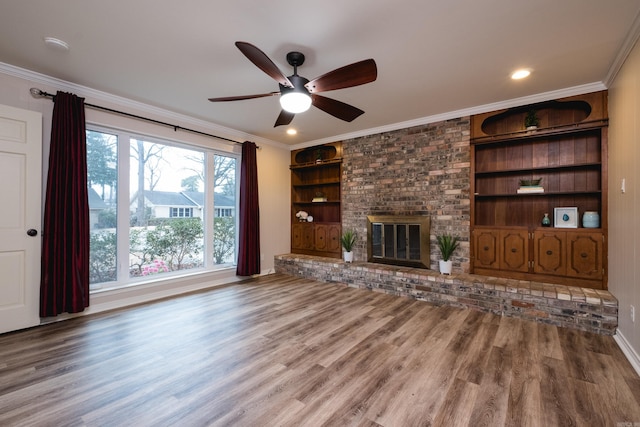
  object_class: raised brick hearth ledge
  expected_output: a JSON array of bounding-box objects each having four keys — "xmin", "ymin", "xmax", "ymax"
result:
[{"xmin": 274, "ymin": 254, "xmax": 618, "ymax": 335}]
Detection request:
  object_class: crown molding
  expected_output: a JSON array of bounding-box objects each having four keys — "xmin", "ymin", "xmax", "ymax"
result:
[
  {"xmin": 604, "ymin": 7, "xmax": 640, "ymax": 87},
  {"xmin": 0, "ymin": 62, "xmax": 284, "ymax": 149},
  {"xmin": 0, "ymin": 62, "xmax": 608, "ymax": 153},
  {"xmin": 292, "ymin": 82, "xmax": 607, "ymax": 150}
]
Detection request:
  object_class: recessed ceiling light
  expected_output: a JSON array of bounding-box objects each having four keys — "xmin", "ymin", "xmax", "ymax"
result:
[
  {"xmin": 286, "ymin": 128, "xmax": 297, "ymax": 135},
  {"xmin": 44, "ymin": 37, "xmax": 70, "ymax": 51},
  {"xmin": 511, "ymin": 69, "xmax": 531, "ymax": 80}
]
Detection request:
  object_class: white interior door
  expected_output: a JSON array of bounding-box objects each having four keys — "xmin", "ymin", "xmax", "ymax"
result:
[{"xmin": 0, "ymin": 104, "xmax": 42, "ymax": 334}]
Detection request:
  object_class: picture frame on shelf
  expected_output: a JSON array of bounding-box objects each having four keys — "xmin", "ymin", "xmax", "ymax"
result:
[{"xmin": 554, "ymin": 207, "xmax": 578, "ymax": 228}]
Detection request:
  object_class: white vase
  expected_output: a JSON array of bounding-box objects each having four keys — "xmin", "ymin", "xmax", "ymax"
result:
[
  {"xmin": 343, "ymin": 251, "xmax": 354, "ymax": 263},
  {"xmin": 439, "ymin": 259, "xmax": 452, "ymax": 275}
]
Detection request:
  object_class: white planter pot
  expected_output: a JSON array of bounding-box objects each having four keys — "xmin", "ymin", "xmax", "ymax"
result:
[
  {"xmin": 439, "ymin": 259, "xmax": 452, "ymax": 275},
  {"xmin": 343, "ymin": 251, "xmax": 354, "ymax": 263}
]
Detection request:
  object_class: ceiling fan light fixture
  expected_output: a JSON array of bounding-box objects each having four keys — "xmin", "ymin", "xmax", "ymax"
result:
[{"xmin": 279, "ymin": 92, "xmax": 312, "ymax": 114}]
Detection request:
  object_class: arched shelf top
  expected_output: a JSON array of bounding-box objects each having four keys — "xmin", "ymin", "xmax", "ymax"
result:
[
  {"xmin": 470, "ymin": 91, "xmax": 608, "ymax": 143},
  {"xmin": 481, "ymin": 100, "xmax": 592, "ymax": 136},
  {"xmin": 292, "ymin": 141, "xmax": 342, "ymax": 166}
]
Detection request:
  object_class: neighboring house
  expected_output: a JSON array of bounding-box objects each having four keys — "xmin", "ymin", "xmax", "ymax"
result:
[
  {"xmin": 181, "ymin": 191, "xmax": 235, "ymax": 218},
  {"xmin": 129, "ymin": 190, "xmax": 235, "ymax": 220},
  {"xmin": 88, "ymin": 187, "xmax": 108, "ymax": 228}
]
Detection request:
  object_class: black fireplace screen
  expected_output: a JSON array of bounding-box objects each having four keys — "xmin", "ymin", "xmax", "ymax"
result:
[{"xmin": 367, "ymin": 215, "xmax": 431, "ymax": 269}]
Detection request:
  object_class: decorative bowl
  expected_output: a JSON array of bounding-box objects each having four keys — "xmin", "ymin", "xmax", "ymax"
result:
[{"xmin": 519, "ymin": 178, "xmax": 542, "ymax": 187}]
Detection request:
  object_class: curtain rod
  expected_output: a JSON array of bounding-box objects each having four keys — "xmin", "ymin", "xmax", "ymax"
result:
[{"xmin": 29, "ymin": 88, "xmax": 256, "ymax": 148}]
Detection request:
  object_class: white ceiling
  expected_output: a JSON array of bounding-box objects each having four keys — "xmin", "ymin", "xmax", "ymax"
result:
[{"xmin": 1, "ymin": 1, "xmax": 640, "ymax": 147}]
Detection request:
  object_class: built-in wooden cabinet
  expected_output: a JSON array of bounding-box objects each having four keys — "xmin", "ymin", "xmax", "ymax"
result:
[
  {"xmin": 473, "ymin": 227, "xmax": 529, "ymax": 272},
  {"xmin": 470, "ymin": 91, "xmax": 608, "ymax": 289},
  {"xmin": 473, "ymin": 226, "xmax": 605, "ymax": 287},
  {"xmin": 290, "ymin": 142, "xmax": 342, "ymax": 258}
]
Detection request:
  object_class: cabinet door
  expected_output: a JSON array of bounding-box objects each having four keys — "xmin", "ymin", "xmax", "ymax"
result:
[
  {"xmin": 315, "ymin": 224, "xmax": 329, "ymax": 251},
  {"xmin": 326, "ymin": 224, "xmax": 342, "ymax": 253},
  {"xmin": 500, "ymin": 229, "xmax": 529, "ymax": 272},
  {"xmin": 567, "ymin": 231, "xmax": 603, "ymax": 280},
  {"xmin": 292, "ymin": 223, "xmax": 314, "ymax": 250},
  {"xmin": 534, "ymin": 231, "xmax": 566, "ymax": 276},
  {"xmin": 473, "ymin": 229, "xmax": 500, "ymax": 269},
  {"xmin": 291, "ymin": 223, "xmax": 304, "ymax": 250}
]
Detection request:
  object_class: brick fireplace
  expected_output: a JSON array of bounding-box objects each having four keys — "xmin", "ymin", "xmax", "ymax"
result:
[{"xmin": 340, "ymin": 118, "xmax": 471, "ymax": 272}]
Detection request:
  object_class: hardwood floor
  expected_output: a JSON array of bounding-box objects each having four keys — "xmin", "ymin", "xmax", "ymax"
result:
[{"xmin": 1, "ymin": 273, "xmax": 639, "ymax": 426}]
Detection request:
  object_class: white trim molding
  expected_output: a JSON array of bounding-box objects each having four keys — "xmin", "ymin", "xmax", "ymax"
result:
[
  {"xmin": 0, "ymin": 62, "xmax": 283, "ymax": 149},
  {"xmin": 293, "ymin": 82, "xmax": 607, "ymax": 150},
  {"xmin": 614, "ymin": 331, "xmax": 640, "ymax": 377}
]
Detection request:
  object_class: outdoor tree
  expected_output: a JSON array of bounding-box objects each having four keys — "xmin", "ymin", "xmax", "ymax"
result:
[
  {"xmin": 130, "ymin": 140, "xmax": 166, "ymax": 226},
  {"xmin": 181, "ymin": 175, "xmax": 200, "ymax": 192},
  {"xmin": 146, "ymin": 218, "xmax": 204, "ymax": 270},
  {"xmin": 213, "ymin": 216, "xmax": 235, "ymax": 264},
  {"xmin": 184, "ymin": 154, "xmax": 235, "ymax": 194},
  {"xmin": 129, "ymin": 227, "xmax": 154, "ymax": 276},
  {"xmin": 86, "ymin": 131, "xmax": 117, "ymax": 203},
  {"xmin": 214, "ymin": 155, "xmax": 236, "ymax": 195},
  {"xmin": 89, "ymin": 231, "xmax": 117, "ymax": 284}
]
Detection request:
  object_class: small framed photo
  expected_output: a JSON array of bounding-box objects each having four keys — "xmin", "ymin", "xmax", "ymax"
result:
[{"xmin": 554, "ymin": 207, "xmax": 578, "ymax": 228}]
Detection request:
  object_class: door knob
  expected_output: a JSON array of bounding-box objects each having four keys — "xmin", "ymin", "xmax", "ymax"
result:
[{"xmin": 27, "ymin": 229, "xmax": 38, "ymax": 237}]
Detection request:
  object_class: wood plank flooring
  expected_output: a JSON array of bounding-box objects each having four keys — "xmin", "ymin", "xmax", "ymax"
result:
[{"xmin": 1, "ymin": 273, "xmax": 639, "ymax": 426}]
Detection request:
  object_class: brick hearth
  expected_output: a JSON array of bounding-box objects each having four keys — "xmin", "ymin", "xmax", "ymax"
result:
[{"xmin": 274, "ymin": 254, "xmax": 618, "ymax": 335}]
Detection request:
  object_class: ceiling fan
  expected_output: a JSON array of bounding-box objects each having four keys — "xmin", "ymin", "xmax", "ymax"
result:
[{"xmin": 208, "ymin": 42, "xmax": 377, "ymax": 127}]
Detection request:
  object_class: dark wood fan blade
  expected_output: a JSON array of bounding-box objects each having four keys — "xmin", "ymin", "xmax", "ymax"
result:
[
  {"xmin": 208, "ymin": 92, "xmax": 279, "ymax": 102},
  {"xmin": 235, "ymin": 41, "xmax": 293, "ymax": 88},
  {"xmin": 305, "ymin": 59, "xmax": 377, "ymax": 93},
  {"xmin": 274, "ymin": 110, "xmax": 295, "ymax": 127},
  {"xmin": 311, "ymin": 94, "xmax": 364, "ymax": 122}
]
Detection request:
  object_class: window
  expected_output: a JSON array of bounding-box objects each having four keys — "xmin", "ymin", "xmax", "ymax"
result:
[
  {"xmin": 87, "ymin": 130, "xmax": 118, "ymax": 285},
  {"xmin": 170, "ymin": 207, "xmax": 193, "ymax": 218},
  {"xmin": 87, "ymin": 127, "xmax": 238, "ymax": 290},
  {"xmin": 213, "ymin": 155, "xmax": 236, "ymax": 265},
  {"xmin": 214, "ymin": 208, "xmax": 233, "ymax": 217}
]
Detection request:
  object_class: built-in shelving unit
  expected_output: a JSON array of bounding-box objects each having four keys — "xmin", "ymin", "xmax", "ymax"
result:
[
  {"xmin": 470, "ymin": 91, "xmax": 608, "ymax": 289},
  {"xmin": 290, "ymin": 142, "xmax": 342, "ymax": 258}
]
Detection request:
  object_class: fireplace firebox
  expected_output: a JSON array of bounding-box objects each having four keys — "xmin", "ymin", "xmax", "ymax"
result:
[{"xmin": 366, "ymin": 215, "xmax": 431, "ymax": 269}]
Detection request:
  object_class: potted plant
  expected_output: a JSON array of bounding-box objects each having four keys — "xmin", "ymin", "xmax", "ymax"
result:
[
  {"xmin": 524, "ymin": 109, "xmax": 539, "ymax": 130},
  {"xmin": 340, "ymin": 229, "xmax": 357, "ymax": 263},
  {"xmin": 436, "ymin": 234, "xmax": 459, "ymax": 274}
]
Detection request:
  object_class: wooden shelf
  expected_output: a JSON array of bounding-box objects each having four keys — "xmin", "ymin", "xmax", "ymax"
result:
[
  {"xmin": 293, "ymin": 201, "xmax": 341, "ymax": 204},
  {"xmin": 470, "ymin": 91, "xmax": 608, "ymax": 289},
  {"xmin": 475, "ymin": 162, "xmax": 601, "ymax": 176},
  {"xmin": 290, "ymin": 142, "xmax": 343, "ymax": 258},
  {"xmin": 292, "ymin": 180, "xmax": 341, "ymax": 187},
  {"xmin": 289, "ymin": 159, "xmax": 342, "ymax": 170},
  {"xmin": 474, "ymin": 191, "xmax": 602, "ymax": 198},
  {"xmin": 471, "ymin": 120, "xmax": 607, "ymax": 145}
]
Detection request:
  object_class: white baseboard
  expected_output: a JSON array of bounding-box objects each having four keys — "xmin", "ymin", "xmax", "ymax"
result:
[
  {"xmin": 614, "ymin": 331, "xmax": 640, "ymax": 376},
  {"xmin": 41, "ymin": 270, "xmax": 241, "ymax": 324}
]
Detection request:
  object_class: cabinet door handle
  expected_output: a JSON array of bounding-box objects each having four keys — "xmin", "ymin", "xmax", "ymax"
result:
[
  {"xmin": 511, "ymin": 248, "xmax": 517, "ymax": 253},
  {"xmin": 484, "ymin": 246, "xmax": 489, "ymax": 251},
  {"xmin": 581, "ymin": 253, "xmax": 588, "ymax": 258},
  {"xmin": 546, "ymin": 250, "xmax": 553, "ymax": 255}
]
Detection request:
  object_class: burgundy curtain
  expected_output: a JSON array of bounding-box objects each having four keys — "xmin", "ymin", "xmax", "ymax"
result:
[
  {"xmin": 236, "ymin": 141, "xmax": 261, "ymax": 276},
  {"xmin": 40, "ymin": 91, "xmax": 90, "ymax": 317}
]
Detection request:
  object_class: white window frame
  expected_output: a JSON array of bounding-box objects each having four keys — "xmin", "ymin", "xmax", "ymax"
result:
[{"xmin": 87, "ymin": 123, "xmax": 240, "ymax": 291}]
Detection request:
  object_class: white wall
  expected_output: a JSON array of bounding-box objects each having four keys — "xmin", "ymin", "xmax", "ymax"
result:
[
  {"xmin": 609, "ymin": 38, "xmax": 640, "ymax": 371},
  {"xmin": 0, "ymin": 66, "xmax": 291, "ymax": 315}
]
